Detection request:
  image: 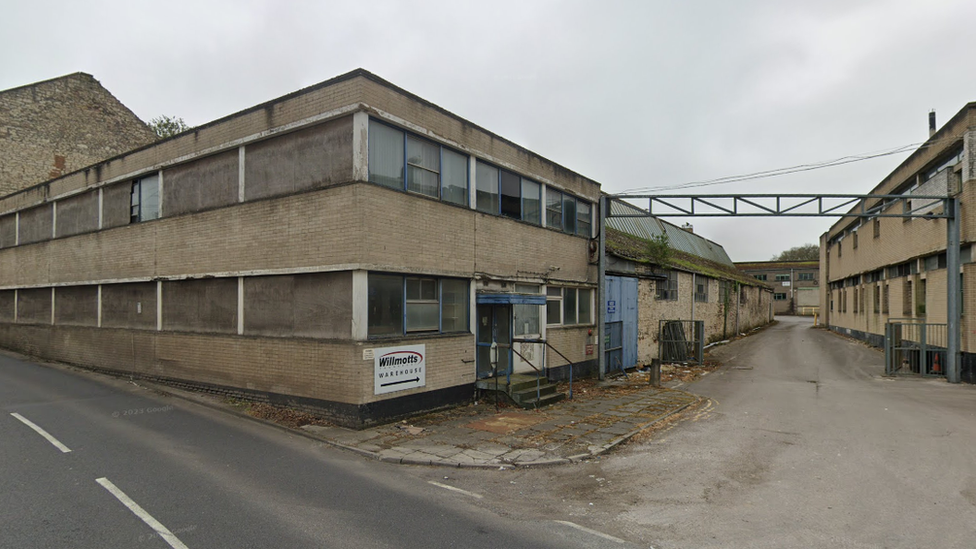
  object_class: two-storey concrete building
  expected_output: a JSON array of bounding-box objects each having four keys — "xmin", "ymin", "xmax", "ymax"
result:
[
  {"xmin": 0, "ymin": 69, "xmax": 600, "ymax": 427},
  {"xmin": 821, "ymin": 104, "xmax": 976, "ymax": 382},
  {"xmin": 735, "ymin": 260, "xmax": 819, "ymax": 315}
]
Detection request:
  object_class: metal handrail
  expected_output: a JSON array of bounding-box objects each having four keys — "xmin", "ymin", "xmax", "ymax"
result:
[
  {"xmin": 513, "ymin": 338, "xmax": 577, "ymax": 400},
  {"xmin": 509, "ymin": 346, "xmax": 543, "ymax": 406}
]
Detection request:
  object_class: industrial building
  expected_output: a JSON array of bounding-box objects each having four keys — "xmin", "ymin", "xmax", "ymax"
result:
[
  {"xmin": 820, "ymin": 104, "xmax": 976, "ymax": 382},
  {"xmin": 0, "ymin": 69, "xmax": 600, "ymax": 427},
  {"xmin": 605, "ymin": 201, "xmax": 774, "ymax": 370},
  {"xmin": 735, "ymin": 260, "xmax": 819, "ymax": 315}
]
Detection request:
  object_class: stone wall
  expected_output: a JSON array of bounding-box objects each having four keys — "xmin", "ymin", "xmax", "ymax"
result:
[{"xmin": 0, "ymin": 73, "xmax": 157, "ymax": 196}]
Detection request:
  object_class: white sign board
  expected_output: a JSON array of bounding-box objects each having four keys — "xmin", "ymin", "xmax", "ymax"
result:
[
  {"xmin": 782, "ymin": 281, "xmax": 791, "ymax": 287},
  {"xmin": 373, "ymin": 344, "xmax": 426, "ymax": 395}
]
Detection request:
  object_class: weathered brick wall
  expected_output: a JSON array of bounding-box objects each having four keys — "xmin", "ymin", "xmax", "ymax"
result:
[
  {"xmin": 0, "ymin": 73, "xmax": 156, "ymax": 197},
  {"xmin": 636, "ymin": 271, "xmax": 771, "ymax": 364}
]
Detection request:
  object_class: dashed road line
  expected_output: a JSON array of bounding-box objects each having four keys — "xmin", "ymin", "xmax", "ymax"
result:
[
  {"xmin": 553, "ymin": 520, "xmax": 626, "ymax": 543},
  {"xmin": 96, "ymin": 477, "xmax": 190, "ymax": 549},
  {"xmin": 428, "ymin": 480, "xmax": 484, "ymax": 499},
  {"xmin": 10, "ymin": 412, "xmax": 71, "ymax": 453}
]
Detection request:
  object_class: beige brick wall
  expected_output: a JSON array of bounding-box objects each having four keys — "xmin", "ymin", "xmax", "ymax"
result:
[{"xmin": 0, "ymin": 323, "xmax": 473, "ymax": 408}]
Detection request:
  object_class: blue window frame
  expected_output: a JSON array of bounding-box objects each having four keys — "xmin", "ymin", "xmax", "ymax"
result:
[
  {"xmin": 368, "ymin": 119, "xmax": 469, "ymax": 206},
  {"xmin": 367, "ymin": 273, "xmax": 469, "ymax": 338}
]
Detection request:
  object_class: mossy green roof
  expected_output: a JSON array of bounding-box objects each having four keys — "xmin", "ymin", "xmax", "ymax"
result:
[{"xmin": 607, "ymin": 227, "xmax": 771, "ymax": 289}]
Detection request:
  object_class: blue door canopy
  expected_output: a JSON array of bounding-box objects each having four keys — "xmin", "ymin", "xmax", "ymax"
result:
[{"xmin": 476, "ymin": 293, "xmax": 546, "ymax": 305}]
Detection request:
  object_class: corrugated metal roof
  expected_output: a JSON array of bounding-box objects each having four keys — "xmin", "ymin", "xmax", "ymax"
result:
[{"xmin": 607, "ymin": 199, "xmax": 734, "ymax": 266}]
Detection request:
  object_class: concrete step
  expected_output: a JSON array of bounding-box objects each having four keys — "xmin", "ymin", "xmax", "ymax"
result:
[{"xmin": 518, "ymin": 392, "xmax": 566, "ymax": 409}]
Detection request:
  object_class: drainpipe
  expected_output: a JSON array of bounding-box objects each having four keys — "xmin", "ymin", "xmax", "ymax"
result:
[
  {"xmin": 691, "ymin": 272, "xmax": 696, "ymax": 322},
  {"xmin": 597, "ymin": 196, "xmax": 607, "ymax": 381},
  {"xmin": 790, "ymin": 267, "xmax": 795, "ymax": 314}
]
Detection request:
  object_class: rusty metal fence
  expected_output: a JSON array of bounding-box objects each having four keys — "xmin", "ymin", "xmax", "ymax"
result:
[
  {"xmin": 659, "ymin": 320, "xmax": 705, "ymax": 364},
  {"xmin": 884, "ymin": 321, "xmax": 947, "ymax": 377}
]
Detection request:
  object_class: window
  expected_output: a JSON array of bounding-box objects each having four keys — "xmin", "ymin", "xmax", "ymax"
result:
[
  {"xmin": 853, "ymin": 232, "xmax": 859, "ymax": 249},
  {"xmin": 774, "ymin": 293, "xmax": 787, "ymax": 301},
  {"xmin": 883, "ymin": 285, "xmax": 889, "ymax": 314},
  {"xmin": 903, "ymin": 280, "xmax": 913, "ymax": 316},
  {"xmin": 838, "ymin": 241, "xmax": 842, "ymax": 257},
  {"xmin": 546, "ymin": 188, "xmax": 563, "ymax": 229},
  {"xmin": 873, "ymin": 217, "xmax": 881, "ymax": 238},
  {"xmin": 753, "ymin": 274, "xmax": 767, "ymax": 281},
  {"xmin": 367, "ymin": 274, "xmax": 469, "ymax": 337},
  {"xmin": 369, "ymin": 120, "xmax": 469, "ymax": 206},
  {"xmin": 406, "ymin": 278, "xmax": 439, "ymax": 332},
  {"xmin": 521, "ymin": 179, "xmax": 541, "ymax": 225},
  {"xmin": 543, "ymin": 187, "xmax": 590, "ymax": 235},
  {"xmin": 546, "ymin": 287, "xmax": 593, "ymax": 325},
  {"xmin": 406, "ymin": 135, "xmax": 440, "ymax": 197},
  {"xmin": 874, "ymin": 285, "xmax": 880, "ymax": 313},
  {"xmin": 917, "ymin": 279, "xmax": 926, "ymax": 316},
  {"xmin": 368, "ymin": 121, "xmax": 404, "ymax": 189},
  {"xmin": 130, "ymin": 175, "xmax": 160, "ymax": 223},
  {"xmin": 500, "ymin": 170, "xmax": 521, "ymax": 219},
  {"xmin": 656, "ymin": 271, "xmax": 678, "ymax": 301},
  {"xmin": 546, "ymin": 287, "xmax": 562, "ymax": 325},
  {"xmin": 441, "ymin": 149, "xmax": 468, "ymax": 206},
  {"xmin": 475, "ymin": 162, "xmax": 499, "ymax": 214},
  {"xmin": 563, "ymin": 288, "xmax": 577, "ymax": 325},
  {"xmin": 775, "ymin": 274, "xmax": 790, "ymax": 282},
  {"xmin": 853, "ymin": 288, "xmax": 859, "ymax": 313},
  {"xmin": 578, "ymin": 288, "xmax": 592, "ymax": 324},
  {"xmin": 577, "ymin": 201, "xmax": 592, "ymax": 237},
  {"xmin": 798, "ymin": 273, "xmax": 815, "ymax": 281},
  {"xmin": 694, "ymin": 278, "xmax": 708, "ymax": 302},
  {"xmin": 368, "ymin": 274, "xmax": 403, "ymax": 337},
  {"xmin": 562, "ymin": 194, "xmax": 577, "ymax": 235}
]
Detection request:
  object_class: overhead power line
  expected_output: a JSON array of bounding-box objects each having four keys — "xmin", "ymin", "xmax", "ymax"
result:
[{"xmin": 617, "ymin": 135, "xmax": 959, "ymax": 195}]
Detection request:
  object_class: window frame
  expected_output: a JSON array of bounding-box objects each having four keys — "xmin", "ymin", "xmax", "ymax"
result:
[
  {"xmin": 545, "ymin": 286, "xmax": 594, "ymax": 326},
  {"xmin": 367, "ymin": 273, "xmax": 470, "ymax": 338},
  {"xmin": 368, "ymin": 119, "xmax": 470, "ymax": 206},
  {"xmin": 130, "ymin": 174, "xmax": 160, "ymax": 223},
  {"xmin": 656, "ymin": 271, "xmax": 678, "ymax": 301}
]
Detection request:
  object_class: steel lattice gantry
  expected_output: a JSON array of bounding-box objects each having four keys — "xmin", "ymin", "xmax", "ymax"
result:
[{"xmin": 596, "ymin": 194, "xmax": 962, "ymax": 383}]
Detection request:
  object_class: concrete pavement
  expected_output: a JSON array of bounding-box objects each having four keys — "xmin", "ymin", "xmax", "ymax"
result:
[{"xmin": 301, "ymin": 382, "xmax": 700, "ymax": 468}]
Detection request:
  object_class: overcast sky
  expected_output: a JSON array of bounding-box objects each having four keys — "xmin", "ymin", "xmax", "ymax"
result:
[{"xmin": 3, "ymin": 0, "xmax": 975, "ymax": 261}]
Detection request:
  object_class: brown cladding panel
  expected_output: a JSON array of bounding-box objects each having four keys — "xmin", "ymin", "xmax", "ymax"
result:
[
  {"xmin": 102, "ymin": 182, "xmax": 132, "ymax": 230},
  {"xmin": 55, "ymin": 191, "xmax": 99, "ymax": 238},
  {"xmin": 243, "ymin": 272, "xmax": 352, "ymax": 339},
  {"xmin": 17, "ymin": 288, "xmax": 51, "ymax": 324},
  {"xmin": 244, "ymin": 116, "xmax": 354, "ymax": 201},
  {"xmin": 162, "ymin": 278, "xmax": 237, "ymax": 334},
  {"xmin": 101, "ymin": 282, "xmax": 157, "ymax": 329},
  {"xmin": 0, "ymin": 215, "xmax": 15, "ymax": 248},
  {"xmin": 18, "ymin": 205, "xmax": 52, "ymax": 245},
  {"xmin": 54, "ymin": 285, "xmax": 98, "ymax": 326},
  {"xmin": 0, "ymin": 291, "xmax": 13, "ymax": 321},
  {"xmin": 163, "ymin": 150, "xmax": 239, "ymax": 217}
]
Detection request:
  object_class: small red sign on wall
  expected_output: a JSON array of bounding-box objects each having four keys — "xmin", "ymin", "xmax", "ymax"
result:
[{"xmin": 585, "ymin": 344, "xmax": 594, "ymax": 356}]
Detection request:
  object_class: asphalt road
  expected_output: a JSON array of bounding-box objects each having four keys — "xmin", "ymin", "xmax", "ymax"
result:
[
  {"xmin": 0, "ymin": 352, "xmax": 631, "ymax": 549},
  {"xmin": 427, "ymin": 316, "xmax": 976, "ymax": 548}
]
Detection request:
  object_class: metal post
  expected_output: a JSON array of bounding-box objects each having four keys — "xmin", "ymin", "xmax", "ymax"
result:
[
  {"xmin": 946, "ymin": 197, "xmax": 961, "ymax": 383},
  {"xmin": 598, "ymin": 195, "xmax": 607, "ymax": 381}
]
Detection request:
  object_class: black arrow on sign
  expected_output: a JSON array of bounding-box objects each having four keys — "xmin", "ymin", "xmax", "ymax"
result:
[{"xmin": 381, "ymin": 377, "xmax": 420, "ymax": 387}]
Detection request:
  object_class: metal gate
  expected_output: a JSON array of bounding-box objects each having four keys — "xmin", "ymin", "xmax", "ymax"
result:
[
  {"xmin": 884, "ymin": 321, "xmax": 947, "ymax": 377},
  {"xmin": 605, "ymin": 320, "xmax": 625, "ymax": 374},
  {"xmin": 659, "ymin": 320, "xmax": 705, "ymax": 364}
]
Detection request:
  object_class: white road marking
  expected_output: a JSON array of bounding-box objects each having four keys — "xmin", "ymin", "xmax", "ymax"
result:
[
  {"xmin": 428, "ymin": 481, "xmax": 483, "ymax": 499},
  {"xmin": 10, "ymin": 413, "xmax": 71, "ymax": 453},
  {"xmin": 96, "ymin": 477, "xmax": 190, "ymax": 549},
  {"xmin": 553, "ymin": 520, "xmax": 626, "ymax": 544}
]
